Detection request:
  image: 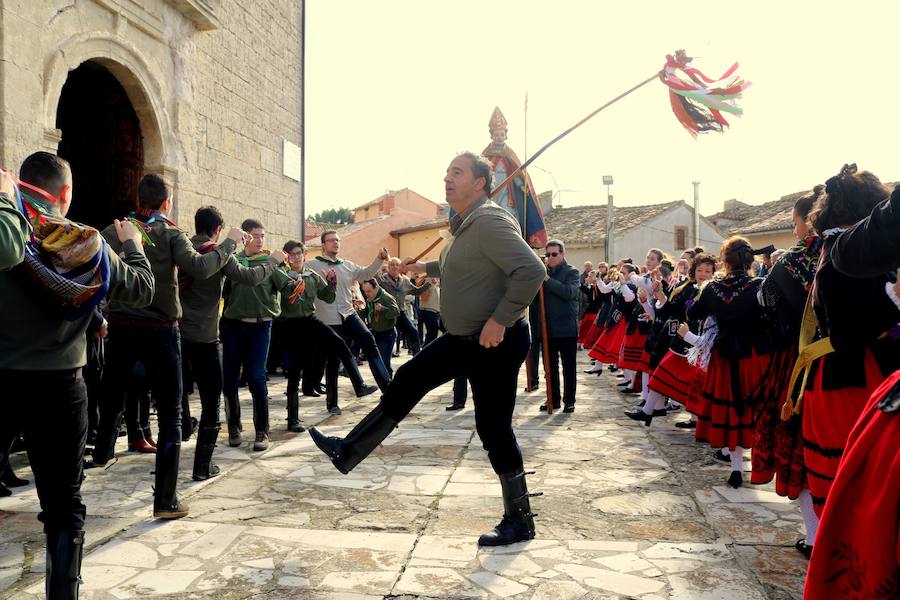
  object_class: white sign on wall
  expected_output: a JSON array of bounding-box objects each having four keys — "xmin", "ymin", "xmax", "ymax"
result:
[{"xmin": 282, "ymin": 140, "xmax": 302, "ymax": 182}]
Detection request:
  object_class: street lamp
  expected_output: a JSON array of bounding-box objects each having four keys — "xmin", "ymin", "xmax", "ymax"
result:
[{"xmin": 602, "ymin": 175, "xmax": 614, "ymax": 263}]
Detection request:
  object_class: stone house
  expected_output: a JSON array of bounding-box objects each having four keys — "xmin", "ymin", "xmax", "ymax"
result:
[
  {"xmin": 304, "ymin": 188, "xmax": 443, "ymax": 264},
  {"xmin": 0, "ymin": 0, "xmax": 303, "ymax": 244},
  {"xmin": 542, "ymin": 200, "xmax": 725, "ymax": 267}
]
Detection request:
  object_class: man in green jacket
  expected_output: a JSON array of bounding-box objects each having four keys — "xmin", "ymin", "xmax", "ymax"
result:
[
  {"xmin": 361, "ymin": 277, "xmax": 402, "ymax": 375},
  {"xmin": 180, "ymin": 206, "xmax": 283, "ymax": 480},
  {"xmin": 221, "ymin": 218, "xmax": 294, "ymax": 451},
  {"xmin": 0, "ymin": 153, "xmax": 154, "ymax": 598},
  {"xmin": 310, "ymin": 152, "xmax": 546, "ymax": 547},
  {"xmin": 279, "ymin": 241, "xmax": 379, "ymax": 423},
  {"xmin": 92, "ymin": 174, "xmax": 246, "ymax": 522}
]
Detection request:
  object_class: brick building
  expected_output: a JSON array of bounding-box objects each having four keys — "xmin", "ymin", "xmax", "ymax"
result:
[{"xmin": 0, "ymin": 0, "xmax": 303, "ymax": 243}]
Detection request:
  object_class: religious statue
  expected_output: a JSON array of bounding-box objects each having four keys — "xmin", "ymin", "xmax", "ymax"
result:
[{"xmin": 482, "ymin": 106, "xmax": 547, "ymax": 249}]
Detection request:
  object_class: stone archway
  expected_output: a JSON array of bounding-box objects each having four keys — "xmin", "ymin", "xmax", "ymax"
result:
[
  {"xmin": 56, "ymin": 60, "xmax": 144, "ymax": 227},
  {"xmin": 43, "ymin": 34, "xmax": 178, "ymax": 225}
]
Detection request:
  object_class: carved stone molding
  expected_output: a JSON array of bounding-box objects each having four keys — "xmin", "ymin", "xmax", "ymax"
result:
[{"xmin": 166, "ymin": 0, "xmax": 220, "ymax": 31}]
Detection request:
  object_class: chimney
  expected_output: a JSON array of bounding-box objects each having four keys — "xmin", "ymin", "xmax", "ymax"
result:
[
  {"xmin": 723, "ymin": 198, "xmax": 740, "ymax": 211},
  {"xmin": 538, "ymin": 190, "xmax": 554, "ymax": 215}
]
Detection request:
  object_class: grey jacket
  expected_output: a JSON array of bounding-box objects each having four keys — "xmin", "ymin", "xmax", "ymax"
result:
[
  {"xmin": 426, "ymin": 197, "xmax": 545, "ymax": 336},
  {"xmin": 308, "ymin": 254, "xmax": 383, "ymax": 325}
]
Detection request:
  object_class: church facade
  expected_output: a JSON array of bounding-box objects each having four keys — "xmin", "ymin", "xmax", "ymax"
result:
[{"xmin": 0, "ymin": 0, "xmax": 303, "ymax": 242}]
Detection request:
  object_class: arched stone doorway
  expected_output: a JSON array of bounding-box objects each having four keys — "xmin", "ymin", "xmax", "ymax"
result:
[{"xmin": 56, "ymin": 60, "xmax": 145, "ymax": 229}]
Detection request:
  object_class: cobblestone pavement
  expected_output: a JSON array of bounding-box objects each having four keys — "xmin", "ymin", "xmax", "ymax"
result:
[{"xmin": 0, "ymin": 350, "xmax": 808, "ymax": 599}]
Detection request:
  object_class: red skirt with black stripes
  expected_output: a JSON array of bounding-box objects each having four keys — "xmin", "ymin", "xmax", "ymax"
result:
[
  {"xmin": 618, "ymin": 329, "xmax": 650, "ymax": 371},
  {"xmin": 694, "ymin": 348, "xmax": 771, "ymax": 451},
  {"xmin": 802, "ymin": 350, "xmax": 886, "ymax": 517},
  {"xmin": 589, "ymin": 320, "xmax": 626, "ymax": 364},
  {"xmin": 648, "ymin": 351, "xmax": 698, "ymax": 405},
  {"xmin": 578, "ymin": 311, "xmax": 598, "ymax": 345},
  {"xmin": 582, "ymin": 321, "xmax": 604, "ymax": 349},
  {"xmin": 805, "ymin": 370, "xmax": 900, "ymax": 599},
  {"xmin": 749, "ymin": 348, "xmax": 806, "ymax": 498}
]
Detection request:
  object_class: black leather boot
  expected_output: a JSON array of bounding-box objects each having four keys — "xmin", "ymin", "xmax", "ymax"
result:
[
  {"xmin": 224, "ymin": 394, "xmax": 242, "ymax": 447},
  {"xmin": 91, "ymin": 413, "xmax": 123, "ymax": 466},
  {"xmin": 478, "ymin": 468, "xmax": 538, "ymax": 547},
  {"xmin": 308, "ymin": 405, "xmax": 398, "ymax": 474},
  {"xmin": 45, "ymin": 529, "xmax": 84, "ymax": 599},
  {"xmin": 286, "ymin": 392, "xmax": 304, "ymax": 432},
  {"xmin": 152, "ymin": 441, "xmax": 188, "ymax": 519},
  {"xmin": 192, "ymin": 426, "xmax": 221, "ymax": 481}
]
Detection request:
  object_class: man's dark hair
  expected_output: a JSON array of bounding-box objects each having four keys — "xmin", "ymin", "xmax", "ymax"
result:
[
  {"xmin": 242, "ymin": 218, "xmax": 264, "ymax": 232},
  {"xmin": 458, "ymin": 151, "xmax": 494, "ymax": 196},
  {"xmin": 138, "ymin": 173, "xmax": 173, "ymax": 209},
  {"xmin": 622, "ymin": 257, "xmax": 634, "ymax": 264},
  {"xmin": 283, "ymin": 240, "xmax": 304, "ymax": 253},
  {"xmin": 362, "ymin": 278, "xmax": 379, "ymax": 290},
  {"xmin": 621, "ymin": 263, "xmax": 637, "ymax": 275},
  {"xmin": 195, "ymin": 206, "xmax": 224, "ymax": 237},
  {"xmin": 19, "ymin": 152, "xmax": 71, "ymax": 194},
  {"xmin": 321, "ymin": 229, "xmax": 339, "ymax": 244},
  {"xmin": 546, "ymin": 239, "xmax": 565, "ymax": 254}
]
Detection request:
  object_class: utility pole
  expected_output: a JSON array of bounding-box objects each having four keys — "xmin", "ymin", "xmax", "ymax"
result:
[
  {"xmin": 692, "ymin": 181, "xmax": 700, "ymax": 247},
  {"xmin": 603, "ymin": 175, "xmax": 614, "ymax": 263}
]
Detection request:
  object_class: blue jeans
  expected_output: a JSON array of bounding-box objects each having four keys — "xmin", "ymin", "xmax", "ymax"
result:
[
  {"xmin": 221, "ymin": 319, "xmax": 272, "ymax": 434},
  {"xmin": 373, "ymin": 329, "xmax": 397, "ymax": 376}
]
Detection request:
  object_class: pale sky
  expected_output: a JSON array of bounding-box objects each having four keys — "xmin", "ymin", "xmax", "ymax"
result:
[{"xmin": 305, "ymin": 1, "xmax": 899, "ymax": 219}]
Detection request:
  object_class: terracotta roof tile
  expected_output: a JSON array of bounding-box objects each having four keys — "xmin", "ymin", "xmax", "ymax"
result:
[{"xmin": 544, "ymin": 200, "xmax": 686, "ymax": 245}]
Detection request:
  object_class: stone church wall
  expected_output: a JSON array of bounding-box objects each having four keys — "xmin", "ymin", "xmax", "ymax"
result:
[{"xmin": 0, "ymin": 0, "xmax": 303, "ymax": 245}]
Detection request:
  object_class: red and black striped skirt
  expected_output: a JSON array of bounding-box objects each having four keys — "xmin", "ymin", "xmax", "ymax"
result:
[
  {"xmin": 804, "ymin": 370, "xmax": 900, "ymax": 599},
  {"xmin": 749, "ymin": 348, "xmax": 806, "ymax": 498},
  {"xmin": 648, "ymin": 351, "xmax": 698, "ymax": 405},
  {"xmin": 588, "ymin": 320, "xmax": 626, "ymax": 364},
  {"xmin": 694, "ymin": 348, "xmax": 771, "ymax": 450},
  {"xmin": 802, "ymin": 350, "xmax": 886, "ymax": 517},
  {"xmin": 578, "ymin": 311, "xmax": 598, "ymax": 345},
  {"xmin": 618, "ymin": 329, "xmax": 650, "ymax": 372}
]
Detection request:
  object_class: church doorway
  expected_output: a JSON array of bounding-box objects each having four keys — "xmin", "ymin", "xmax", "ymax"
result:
[{"xmin": 56, "ymin": 60, "xmax": 144, "ymax": 229}]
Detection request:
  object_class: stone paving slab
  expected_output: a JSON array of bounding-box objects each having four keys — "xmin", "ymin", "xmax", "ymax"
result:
[{"xmin": 0, "ymin": 351, "xmax": 808, "ymax": 598}]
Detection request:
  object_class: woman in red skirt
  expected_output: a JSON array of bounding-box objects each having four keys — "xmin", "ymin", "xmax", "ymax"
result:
[
  {"xmin": 619, "ymin": 249, "xmax": 666, "ymax": 399},
  {"xmin": 687, "ymin": 237, "xmax": 773, "ymax": 488},
  {"xmin": 795, "ymin": 165, "xmax": 899, "ymax": 524},
  {"xmin": 626, "ymin": 253, "xmax": 717, "ymax": 426},
  {"xmin": 588, "ymin": 264, "xmax": 637, "ymax": 369},
  {"xmin": 751, "ymin": 187, "xmax": 824, "ymax": 558},
  {"xmin": 578, "ymin": 266, "xmax": 605, "ymax": 347},
  {"xmin": 805, "ymin": 182, "xmax": 900, "ymax": 595}
]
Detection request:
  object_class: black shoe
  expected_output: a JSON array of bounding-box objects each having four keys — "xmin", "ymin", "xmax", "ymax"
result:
[
  {"xmin": 652, "ymin": 409, "xmax": 668, "ymax": 417},
  {"xmin": 192, "ymin": 426, "xmax": 221, "ymax": 482},
  {"xmin": 477, "ymin": 468, "xmax": 537, "ymax": 547},
  {"xmin": 45, "ymin": 529, "xmax": 84, "ymax": 600},
  {"xmin": 608, "ymin": 365, "xmax": 619, "ymax": 372},
  {"xmin": 153, "ymin": 442, "xmax": 189, "ymax": 519},
  {"xmin": 714, "ymin": 449, "xmax": 731, "ymax": 462},
  {"xmin": 1, "ymin": 467, "xmax": 29, "ymax": 488},
  {"xmin": 0, "ymin": 484, "xmax": 10, "ymax": 497},
  {"xmin": 624, "ymin": 409, "xmax": 652, "ymax": 427},
  {"xmin": 795, "ymin": 538, "xmax": 813, "ymax": 559},
  {"xmin": 616, "ymin": 381, "xmax": 631, "ymax": 387},
  {"xmin": 309, "ymin": 405, "xmax": 399, "ymax": 474},
  {"xmin": 675, "ymin": 419, "xmax": 697, "ymax": 429},
  {"xmin": 538, "ymin": 403, "xmax": 559, "ymax": 412},
  {"xmin": 302, "ymin": 388, "xmax": 321, "ymax": 398},
  {"xmin": 727, "ymin": 470, "xmax": 743, "ymax": 488},
  {"xmin": 315, "ymin": 384, "xmax": 327, "ymax": 394},
  {"xmin": 356, "ymin": 384, "xmax": 379, "ymax": 398},
  {"xmin": 445, "ymin": 403, "xmax": 465, "ymax": 411},
  {"xmin": 563, "ymin": 404, "xmax": 575, "ymax": 413}
]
